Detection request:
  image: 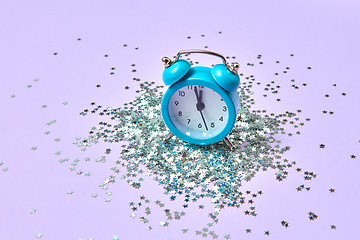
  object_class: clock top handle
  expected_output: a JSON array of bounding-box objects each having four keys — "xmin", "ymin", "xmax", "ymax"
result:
[
  {"xmin": 174, "ymin": 49, "xmax": 228, "ymax": 66},
  {"xmin": 162, "ymin": 49, "xmax": 239, "ymax": 75}
]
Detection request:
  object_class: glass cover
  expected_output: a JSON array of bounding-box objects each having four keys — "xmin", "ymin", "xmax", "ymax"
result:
[{"xmin": 168, "ymin": 85, "xmax": 229, "ymax": 139}]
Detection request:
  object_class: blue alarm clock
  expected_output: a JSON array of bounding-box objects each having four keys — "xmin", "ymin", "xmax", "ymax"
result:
[{"xmin": 161, "ymin": 50, "xmax": 240, "ymax": 148}]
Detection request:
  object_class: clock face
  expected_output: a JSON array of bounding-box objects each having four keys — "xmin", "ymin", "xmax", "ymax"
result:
[{"xmin": 168, "ymin": 85, "xmax": 229, "ymax": 139}]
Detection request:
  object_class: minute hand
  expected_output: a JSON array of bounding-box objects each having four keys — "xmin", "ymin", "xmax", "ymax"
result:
[{"xmin": 199, "ymin": 110, "xmax": 208, "ymax": 131}]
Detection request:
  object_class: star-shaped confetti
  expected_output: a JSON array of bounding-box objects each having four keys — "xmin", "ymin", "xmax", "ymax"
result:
[{"xmin": 36, "ymin": 233, "xmax": 43, "ymax": 239}]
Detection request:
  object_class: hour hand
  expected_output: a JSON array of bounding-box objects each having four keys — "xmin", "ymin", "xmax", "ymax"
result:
[
  {"xmin": 194, "ymin": 87, "xmax": 205, "ymax": 111},
  {"xmin": 194, "ymin": 86, "xmax": 208, "ymax": 130},
  {"xmin": 194, "ymin": 86, "xmax": 200, "ymax": 102}
]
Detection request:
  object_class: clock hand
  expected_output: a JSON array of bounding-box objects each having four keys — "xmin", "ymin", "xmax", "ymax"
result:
[
  {"xmin": 194, "ymin": 87, "xmax": 208, "ymax": 131},
  {"xmin": 194, "ymin": 87, "xmax": 205, "ymax": 111},
  {"xmin": 194, "ymin": 86, "xmax": 200, "ymax": 102},
  {"xmin": 199, "ymin": 110, "xmax": 209, "ymax": 131}
]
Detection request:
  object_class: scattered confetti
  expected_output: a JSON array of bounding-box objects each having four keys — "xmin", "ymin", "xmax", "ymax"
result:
[
  {"xmin": 281, "ymin": 220, "xmax": 289, "ymax": 228},
  {"xmin": 308, "ymin": 211, "xmax": 318, "ymax": 221},
  {"xmin": 12, "ymin": 30, "xmax": 356, "ymax": 240}
]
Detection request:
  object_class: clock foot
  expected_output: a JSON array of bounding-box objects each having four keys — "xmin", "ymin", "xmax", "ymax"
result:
[{"xmin": 224, "ymin": 137, "xmax": 236, "ymax": 152}]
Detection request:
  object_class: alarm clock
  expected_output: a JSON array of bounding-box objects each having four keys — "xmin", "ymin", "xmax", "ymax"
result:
[{"xmin": 161, "ymin": 50, "xmax": 240, "ymax": 147}]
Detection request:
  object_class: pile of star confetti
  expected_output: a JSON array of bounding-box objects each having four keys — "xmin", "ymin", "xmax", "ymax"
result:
[{"xmin": 67, "ymin": 56, "xmax": 312, "ymax": 237}]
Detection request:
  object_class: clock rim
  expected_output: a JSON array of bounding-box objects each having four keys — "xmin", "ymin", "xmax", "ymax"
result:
[{"xmin": 161, "ymin": 66, "xmax": 237, "ymax": 145}]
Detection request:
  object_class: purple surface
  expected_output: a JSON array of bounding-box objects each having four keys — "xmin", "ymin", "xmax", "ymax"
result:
[{"xmin": 1, "ymin": 0, "xmax": 360, "ymax": 239}]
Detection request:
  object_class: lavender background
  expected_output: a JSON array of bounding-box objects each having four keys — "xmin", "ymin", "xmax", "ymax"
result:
[{"xmin": 1, "ymin": 0, "xmax": 360, "ymax": 239}]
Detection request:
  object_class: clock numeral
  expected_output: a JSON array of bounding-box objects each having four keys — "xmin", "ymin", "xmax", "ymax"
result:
[
  {"xmin": 223, "ymin": 106, "xmax": 227, "ymax": 112},
  {"xmin": 219, "ymin": 116, "xmax": 223, "ymax": 121},
  {"xmin": 174, "ymin": 101, "xmax": 179, "ymax": 106},
  {"xmin": 220, "ymin": 98, "xmax": 224, "ymax": 101},
  {"xmin": 198, "ymin": 123, "xmax": 202, "ymax": 128},
  {"xmin": 178, "ymin": 111, "xmax": 182, "ymax": 116},
  {"xmin": 211, "ymin": 122, "xmax": 215, "ymax": 128},
  {"xmin": 188, "ymin": 85, "xmax": 204, "ymax": 90},
  {"xmin": 178, "ymin": 91, "xmax": 185, "ymax": 97},
  {"xmin": 187, "ymin": 119, "xmax": 191, "ymax": 124}
]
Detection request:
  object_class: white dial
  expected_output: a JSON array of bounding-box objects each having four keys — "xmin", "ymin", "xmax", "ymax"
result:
[{"xmin": 168, "ymin": 85, "xmax": 229, "ymax": 139}]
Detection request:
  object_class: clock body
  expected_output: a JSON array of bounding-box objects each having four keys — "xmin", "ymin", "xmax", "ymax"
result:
[{"xmin": 161, "ymin": 66, "xmax": 240, "ymax": 145}]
